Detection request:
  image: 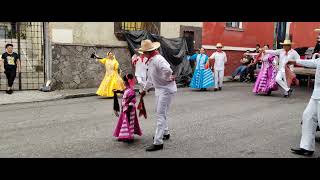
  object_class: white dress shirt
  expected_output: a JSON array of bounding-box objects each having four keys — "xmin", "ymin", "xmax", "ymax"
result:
[
  {"xmin": 143, "ymin": 54, "xmax": 177, "ymax": 96},
  {"xmin": 209, "ymin": 51, "xmax": 227, "ymax": 71},
  {"xmin": 296, "ymin": 58, "xmax": 320, "ymax": 99},
  {"xmin": 132, "ymin": 54, "xmax": 148, "ymax": 78},
  {"xmin": 265, "ymin": 49, "xmax": 300, "ymax": 72}
]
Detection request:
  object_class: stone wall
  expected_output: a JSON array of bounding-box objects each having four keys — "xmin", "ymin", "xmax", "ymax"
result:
[
  {"xmin": 51, "ymin": 44, "xmax": 133, "ymax": 90},
  {"xmin": 50, "ymin": 22, "xmax": 127, "ymax": 46}
]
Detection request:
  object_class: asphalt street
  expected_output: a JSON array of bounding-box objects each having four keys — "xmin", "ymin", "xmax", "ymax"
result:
[{"xmin": 0, "ymin": 82, "xmax": 319, "ymax": 158}]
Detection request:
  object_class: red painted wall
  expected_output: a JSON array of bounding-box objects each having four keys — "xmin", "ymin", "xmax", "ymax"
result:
[
  {"xmin": 203, "ymin": 22, "xmax": 274, "ymax": 47},
  {"xmin": 206, "ymin": 49, "xmax": 244, "ymax": 76},
  {"xmin": 290, "ymin": 22, "xmax": 320, "ymax": 48},
  {"xmin": 203, "ymin": 22, "xmax": 274, "ymax": 76},
  {"xmin": 202, "ymin": 22, "xmax": 320, "ymax": 76}
]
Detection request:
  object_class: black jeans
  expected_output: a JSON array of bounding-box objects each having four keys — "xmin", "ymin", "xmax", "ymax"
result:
[
  {"xmin": 246, "ymin": 65, "xmax": 255, "ymax": 82},
  {"xmin": 4, "ymin": 69, "xmax": 17, "ymax": 87}
]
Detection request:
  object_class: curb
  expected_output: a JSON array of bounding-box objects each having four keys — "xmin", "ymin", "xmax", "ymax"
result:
[
  {"xmin": 0, "ymin": 96, "xmax": 65, "ymax": 106},
  {"xmin": 62, "ymin": 84, "xmax": 187, "ymax": 100},
  {"xmin": 63, "ymin": 93, "xmax": 97, "ymax": 99},
  {"xmin": 62, "ymin": 88, "xmax": 142, "ymax": 100},
  {"xmin": 0, "ymin": 83, "xmax": 195, "ymax": 105}
]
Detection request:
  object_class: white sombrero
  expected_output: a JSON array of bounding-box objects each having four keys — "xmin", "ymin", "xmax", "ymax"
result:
[
  {"xmin": 280, "ymin": 39, "xmax": 294, "ymax": 45},
  {"xmin": 138, "ymin": 39, "xmax": 160, "ymax": 53},
  {"xmin": 216, "ymin": 43, "xmax": 223, "ymax": 48}
]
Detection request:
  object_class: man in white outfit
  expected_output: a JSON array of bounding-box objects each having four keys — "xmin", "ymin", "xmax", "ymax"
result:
[
  {"xmin": 263, "ymin": 39, "xmax": 300, "ymax": 97},
  {"xmin": 131, "ymin": 51, "xmax": 148, "ymax": 91},
  {"xmin": 289, "ymin": 28, "xmax": 320, "ymax": 157},
  {"xmin": 209, "ymin": 43, "xmax": 227, "ymax": 91},
  {"xmin": 288, "ymin": 57, "xmax": 320, "ymax": 156},
  {"xmin": 312, "ymin": 28, "xmax": 320, "ymax": 59},
  {"xmin": 139, "ymin": 39, "xmax": 177, "ymax": 152}
]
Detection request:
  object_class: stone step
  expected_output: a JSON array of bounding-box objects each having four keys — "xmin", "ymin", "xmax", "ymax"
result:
[
  {"xmin": 20, "ymin": 65, "xmax": 43, "ymax": 68},
  {"xmin": 0, "ymin": 72, "xmax": 44, "ymax": 78},
  {"xmin": 0, "ymin": 77, "xmax": 44, "ymax": 82},
  {"xmin": 0, "ymin": 70, "xmax": 45, "ymax": 90},
  {"xmin": 3, "ymin": 63, "xmax": 44, "ymax": 72},
  {"xmin": 0, "ymin": 84, "xmax": 42, "ymax": 90},
  {"xmin": 1, "ymin": 79, "xmax": 44, "ymax": 84},
  {"xmin": 1, "ymin": 69, "xmax": 37, "ymax": 73}
]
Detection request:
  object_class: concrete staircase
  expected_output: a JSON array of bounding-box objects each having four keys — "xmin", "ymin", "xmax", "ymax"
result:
[{"xmin": 0, "ymin": 72, "xmax": 44, "ymax": 90}]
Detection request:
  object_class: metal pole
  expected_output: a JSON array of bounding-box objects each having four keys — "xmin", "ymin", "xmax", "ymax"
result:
[
  {"xmin": 43, "ymin": 22, "xmax": 47, "ymax": 83},
  {"xmin": 43, "ymin": 22, "xmax": 52, "ymax": 85},
  {"xmin": 17, "ymin": 22, "xmax": 22, "ymax": 90},
  {"xmin": 285, "ymin": 22, "xmax": 291, "ymax": 40},
  {"xmin": 273, "ymin": 22, "xmax": 277, "ymax": 50}
]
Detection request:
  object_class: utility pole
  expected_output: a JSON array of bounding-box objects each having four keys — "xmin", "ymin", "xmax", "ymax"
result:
[
  {"xmin": 273, "ymin": 22, "xmax": 277, "ymax": 49},
  {"xmin": 274, "ymin": 22, "xmax": 289, "ymax": 49},
  {"xmin": 285, "ymin": 22, "xmax": 292, "ymax": 40},
  {"xmin": 43, "ymin": 22, "xmax": 52, "ymax": 88}
]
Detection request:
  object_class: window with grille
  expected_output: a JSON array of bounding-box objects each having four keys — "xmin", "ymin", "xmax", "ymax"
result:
[
  {"xmin": 121, "ymin": 22, "xmax": 144, "ymax": 31},
  {"xmin": 226, "ymin": 22, "xmax": 243, "ymax": 29},
  {"xmin": 114, "ymin": 22, "xmax": 160, "ymax": 40},
  {"xmin": 0, "ymin": 22, "xmax": 45, "ymax": 90}
]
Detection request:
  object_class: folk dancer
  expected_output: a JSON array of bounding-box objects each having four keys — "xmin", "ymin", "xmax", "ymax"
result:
[
  {"xmin": 263, "ymin": 39, "xmax": 300, "ymax": 97},
  {"xmin": 92, "ymin": 52, "xmax": 125, "ymax": 97},
  {"xmin": 139, "ymin": 40, "xmax": 177, "ymax": 152},
  {"xmin": 188, "ymin": 47, "xmax": 214, "ymax": 91},
  {"xmin": 209, "ymin": 43, "xmax": 227, "ymax": 91},
  {"xmin": 113, "ymin": 74, "xmax": 142, "ymax": 143}
]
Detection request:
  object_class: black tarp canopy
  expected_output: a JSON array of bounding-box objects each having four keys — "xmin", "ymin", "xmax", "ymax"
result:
[
  {"xmin": 123, "ymin": 30, "xmax": 193, "ymax": 86},
  {"xmin": 294, "ymin": 47, "xmax": 310, "ymax": 56}
]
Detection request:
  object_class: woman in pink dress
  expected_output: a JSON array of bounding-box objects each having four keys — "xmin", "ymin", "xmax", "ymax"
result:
[
  {"xmin": 252, "ymin": 45, "xmax": 278, "ymax": 95},
  {"xmin": 113, "ymin": 74, "xmax": 142, "ymax": 143}
]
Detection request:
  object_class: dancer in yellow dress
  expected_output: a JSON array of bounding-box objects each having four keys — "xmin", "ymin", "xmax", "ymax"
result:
[{"xmin": 93, "ymin": 52, "xmax": 125, "ymax": 97}]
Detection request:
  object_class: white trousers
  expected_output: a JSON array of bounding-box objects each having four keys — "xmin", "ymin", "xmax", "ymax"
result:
[
  {"xmin": 276, "ymin": 71, "xmax": 290, "ymax": 92},
  {"xmin": 153, "ymin": 92, "xmax": 175, "ymax": 145},
  {"xmin": 214, "ymin": 70, "xmax": 224, "ymax": 88},
  {"xmin": 300, "ymin": 98, "xmax": 320, "ymax": 151},
  {"xmin": 136, "ymin": 76, "xmax": 146, "ymax": 91}
]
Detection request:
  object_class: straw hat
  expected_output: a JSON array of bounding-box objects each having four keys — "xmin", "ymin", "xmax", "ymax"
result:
[
  {"xmin": 216, "ymin": 43, "xmax": 223, "ymax": 48},
  {"xmin": 280, "ymin": 39, "xmax": 294, "ymax": 45},
  {"xmin": 314, "ymin": 28, "xmax": 320, "ymax": 32},
  {"xmin": 138, "ymin": 39, "xmax": 160, "ymax": 53}
]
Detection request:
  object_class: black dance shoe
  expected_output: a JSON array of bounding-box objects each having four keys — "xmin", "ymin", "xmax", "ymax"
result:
[
  {"xmin": 146, "ymin": 144, "xmax": 163, "ymax": 152},
  {"xmin": 290, "ymin": 148, "xmax": 314, "ymax": 156}
]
